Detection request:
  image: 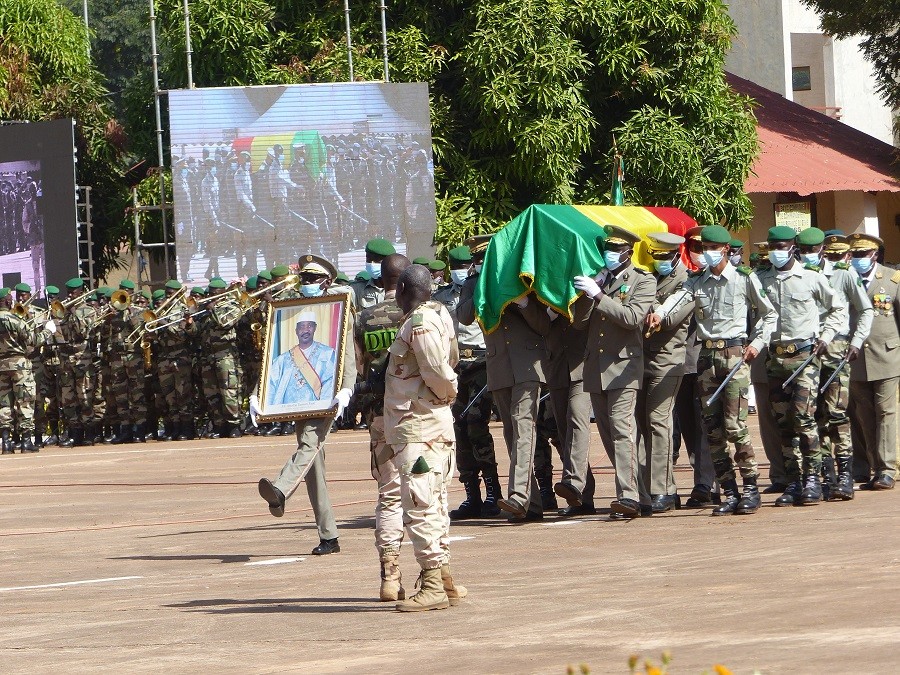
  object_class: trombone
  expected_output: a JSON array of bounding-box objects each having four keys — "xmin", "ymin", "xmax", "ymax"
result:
[
  {"xmin": 91, "ymin": 290, "xmax": 132, "ymax": 327},
  {"xmin": 124, "ymin": 309, "xmax": 158, "ymax": 346},
  {"xmin": 143, "ymin": 287, "xmax": 187, "ymax": 330},
  {"xmin": 50, "ymin": 289, "xmax": 93, "ymax": 319}
]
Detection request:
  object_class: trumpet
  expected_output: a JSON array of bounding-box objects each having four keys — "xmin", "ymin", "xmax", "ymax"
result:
[{"xmin": 50, "ymin": 289, "xmax": 93, "ymax": 319}]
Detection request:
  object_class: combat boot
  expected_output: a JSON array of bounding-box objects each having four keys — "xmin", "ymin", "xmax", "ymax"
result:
[
  {"xmin": 103, "ymin": 425, "xmax": 116, "ymax": 444},
  {"xmin": 449, "ymin": 479, "xmax": 482, "ymax": 520},
  {"xmin": 832, "ymin": 456, "xmax": 854, "ymax": 501},
  {"xmin": 798, "ymin": 473, "xmax": 822, "ymax": 505},
  {"xmin": 441, "ymin": 564, "xmax": 467, "ymax": 606},
  {"xmin": 34, "ymin": 429, "xmax": 43, "ymax": 448},
  {"xmin": 481, "ymin": 473, "xmax": 503, "ymax": 518},
  {"xmin": 712, "ymin": 479, "xmax": 740, "ymax": 516},
  {"xmin": 396, "ymin": 568, "xmax": 449, "ymax": 612},
  {"xmin": 133, "ymin": 423, "xmax": 146, "ymax": 443},
  {"xmin": 734, "ymin": 477, "xmax": 761, "ymax": 515},
  {"xmin": 536, "ymin": 470, "xmax": 558, "ymax": 510},
  {"xmin": 90, "ymin": 424, "xmax": 104, "ymax": 444},
  {"xmin": 20, "ymin": 434, "xmax": 38, "ymax": 453},
  {"xmin": 59, "ymin": 429, "xmax": 75, "ymax": 448},
  {"xmin": 111, "ymin": 423, "xmax": 134, "ymax": 445},
  {"xmin": 378, "ymin": 552, "xmax": 405, "ymax": 602},
  {"xmin": 774, "ymin": 480, "xmax": 802, "ymax": 506},
  {"xmin": 821, "ymin": 455, "xmax": 837, "ymax": 501},
  {"xmin": 1, "ymin": 429, "xmax": 13, "ymax": 454},
  {"xmin": 78, "ymin": 427, "xmax": 94, "ymax": 447}
]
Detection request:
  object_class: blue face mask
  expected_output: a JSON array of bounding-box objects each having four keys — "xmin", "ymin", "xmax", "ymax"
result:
[
  {"xmin": 769, "ymin": 250, "xmax": 793, "ymax": 268},
  {"xmin": 301, "ymin": 283, "xmax": 323, "ymax": 298},
  {"xmin": 653, "ymin": 260, "xmax": 674, "ymax": 276},
  {"xmin": 801, "ymin": 253, "xmax": 821, "ymax": 266},
  {"xmin": 851, "ymin": 255, "xmax": 873, "ymax": 275},
  {"xmin": 690, "ymin": 251, "xmax": 708, "ymax": 269},
  {"xmin": 703, "ymin": 250, "xmax": 724, "ymax": 268},
  {"xmin": 365, "ymin": 262, "xmax": 382, "ymax": 279},
  {"xmin": 450, "ymin": 269, "xmax": 469, "ymax": 286},
  {"xmin": 603, "ymin": 250, "xmax": 622, "ymax": 269}
]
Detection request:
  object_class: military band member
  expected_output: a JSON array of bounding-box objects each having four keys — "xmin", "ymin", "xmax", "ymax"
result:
[
  {"xmin": 199, "ymin": 278, "xmax": 243, "ymax": 438},
  {"xmin": 58, "ymin": 278, "xmax": 98, "ymax": 448},
  {"xmin": 846, "ymin": 232, "xmax": 900, "ymax": 490},
  {"xmin": 41, "ymin": 285, "xmax": 64, "ymax": 445},
  {"xmin": 648, "ymin": 225, "xmax": 777, "ymax": 516},
  {"xmin": 156, "ymin": 280, "xmax": 197, "ymax": 441}
]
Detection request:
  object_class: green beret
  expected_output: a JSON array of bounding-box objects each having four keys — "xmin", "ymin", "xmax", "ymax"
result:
[
  {"xmin": 96, "ymin": 286, "xmax": 113, "ymax": 296},
  {"xmin": 448, "ymin": 246, "xmax": 472, "ymax": 264},
  {"xmin": 729, "ymin": 239, "xmax": 744, "ymax": 249},
  {"xmin": 270, "ymin": 265, "xmax": 291, "ymax": 278},
  {"xmin": 191, "ymin": 286, "xmax": 207, "ymax": 296},
  {"xmin": 152, "ymin": 289, "xmax": 165, "ymax": 299},
  {"xmin": 412, "ymin": 256, "xmax": 430, "ymax": 265},
  {"xmin": 749, "ymin": 253, "xmax": 760, "ymax": 262},
  {"xmin": 14, "ymin": 282, "xmax": 31, "ymax": 293},
  {"xmin": 768, "ymin": 226, "xmax": 797, "ymax": 242},
  {"xmin": 335, "ymin": 271, "xmax": 349, "ymax": 283},
  {"xmin": 87, "ymin": 292, "xmax": 98, "ymax": 302},
  {"xmin": 0, "ymin": 288, "xmax": 10, "ymax": 300},
  {"xmin": 257, "ymin": 270, "xmax": 273, "ymax": 281},
  {"xmin": 428, "ymin": 260, "xmax": 446, "ymax": 272},
  {"xmin": 119, "ymin": 279, "xmax": 136, "ymax": 290},
  {"xmin": 165, "ymin": 279, "xmax": 182, "ymax": 290},
  {"xmin": 365, "ymin": 238, "xmax": 396, "ymax": 257},
  {"xmin": 208, "ymin": 278, "xmax": 227, "ymax": 289},
  {"xmin": 700, "ymin": 225, "xmax": 732, "ymax": 244},
  {"xmin": 355, "ymin": 270, "xmax": 372, "ymax": 282},
  {"xmin": 65, "ymin": 277, "xmax": 85, "ymax": 290},
  {"xmin": 796, "ymin": 228, "xmax": 825, "ymax": 246},
  {"xmin": 45, "ymin": 285, "xmax": 60, "ymax": 296},
  {"xmin": 246, "ymin": 276, "xmax": 258, "ymax": 290},
  {"xmin": 141, "ymin": 290, "xmax": 152, "ymax": 300}
]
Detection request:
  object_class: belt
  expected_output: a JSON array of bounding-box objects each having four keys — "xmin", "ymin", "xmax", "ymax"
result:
[
  {"xmin": 459, "ymin": 348, "xmax": 485, "ymax": 359},
  {"xmin": 702, "ymin": 338, "xmax": 746, "ymax": 350},
  {"xmin": 770, "ymin": 338, "xmax": 814, "ymax": 355},
  {"xmin": 833, "ymin": 334, "xmax": 850, "ymax": 341}
]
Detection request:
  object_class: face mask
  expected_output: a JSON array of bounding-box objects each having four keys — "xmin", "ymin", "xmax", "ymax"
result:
[
  {"xmin": 851, "ymin": 256, "xmax": 873, "ymax": 275},
  {"xmin": 703, "ymin": 250, "xmax": 724, "ymax": 268},
  {"xmin": 801, "ymin": 253, "xmax": 821, "ymax": 266},
  {"xmin": 474, "ymin": 264, "xmax": 483, "ymax": 274},
  {"xmin": 653, "ymin": 260, "xmax": 674, "ymax": 276},
  {"xmin": 729, "ymin": 253, "xmax": 742, "ymax": 266},
  {"xmin": 822, "ymin": 258, "xmax": 834, "ymax": 274},
  {"xmin": 301, "ymin": 283, "xmax": 323, "ymax": 298},
  {"xmin": 768, "ymin": 250, "xmax": 793, "ymax": 268},
  {"xmin": 603, "ymin": 250, "xmax": 622, "ymax": 269},
  {"xmin": 365, "ymin": 262, "xmax": 382, "ymax": 279},
  {"xmin": 690, "ymin": 251, "xmax": 708, "ymax": 269},
  {"xmin": 450, "ymin": 269, "xmax": 468, "ymax": 286}
]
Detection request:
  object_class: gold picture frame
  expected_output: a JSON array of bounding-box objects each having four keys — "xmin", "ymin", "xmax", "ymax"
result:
[{"xmin": 257, "ymin": 294, "xmax": 350, "ymax": 422}]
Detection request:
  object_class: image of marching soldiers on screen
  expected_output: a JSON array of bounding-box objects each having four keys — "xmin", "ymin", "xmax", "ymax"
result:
[
  {"xmin": 0, "ymin": 169, "xmax": 46, "ymax": 294},
  {"xmin": 172, "ymin": 132, "xmax": 434, "ymax": 282}
]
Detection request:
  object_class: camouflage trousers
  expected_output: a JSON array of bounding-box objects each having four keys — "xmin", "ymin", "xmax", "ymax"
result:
[
  {"xmin": 100, "ymin": 362, "xmax": 120, "ymax": 426},
  {"xmin": 31, "ymin": 357, "xmax": 46, "ymax": 428},
  {"xmin": 109, "ymin": 353, "xmax": 147, "ymax": 425},
  {"xmin": 59, "ymin": 352, "xmax": 95, "ymax": 430},
  {"xmin": 815, "ymin": 339, "xmax": 851, "ymax": 461},
  {"xmin": 203, "ymin": 348, "xmax": 242, "ymax": 426},
  {"xmin": 696, "ymin": 347, "xmax": 758, "ymax": 483},
  {"xmin": 450, "ymin": 361, "xmax": 497, "ymax": 483},
  {"xmin": 91, "ymin": 358, "xmax": 107, "ymax": 425},
  {"xmin": 0, "ymin": 357, "xmax": 36, "ymax": 433},
  {"xmin": 158, "ymin": 355, "xmax": 194, "ymax": 423},
  {"xmin": 41, "ymin": 359, "xmax": 62, "ymax": 426},
  {"xmin": 767, "ymin": 349, "xmax": 821, "ymax": 480}
]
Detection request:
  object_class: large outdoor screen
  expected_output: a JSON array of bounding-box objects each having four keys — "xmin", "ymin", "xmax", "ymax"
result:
[
  {"xmin": 168, "ymin": 83, "xmax": 437, "ymax": 282},
  {"xmin": 0, "ymin": 119, "xmax": 78, "ymax": 296}
]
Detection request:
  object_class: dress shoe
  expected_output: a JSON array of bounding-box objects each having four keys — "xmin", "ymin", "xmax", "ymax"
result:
[
  {"xmin": 258, "ymin": 478, "xmax": 286, "ymax": 517},
  {"xmin": 774, "ymin": 480, "xmax": 802, "ymax": 507},
  {"xmin": 263, "ymin": 423, "xmax": 282, "ymax": 437},
  {"xmin": 610, "ymin": 498, "xmax": 640, "ymax": 518},
  {"xmin": 712, "ymin": 479, "xmax": 740, "ymax": 515},
  {"xmin": 311, "ymin": 538, "xmax": 340, "ymax": 555},
  {"xmin": 507, "ymin": 510, "xmax": 543, "ymax": 523},
  {"xmin": 497, "ymin": 498, "xmax": 527, "ymax": 518},
  {"xmin": 554, "ymin": 481, "xmax": 583, "ymax": 507},
  {"xmin": 557, "ymin": 503, "xmax": 596, "ymax": 518},
  {"xmin": 685, "ymin": 484, "xmax": 713, "ymax": 507},
  {"xmin": 650, "ymin": 493, "xmax": 681, "ymax": 513},
  {"xmin": 762, "ymin": 482, "xmax": 787, "ymax": 495},
  {"xmin": 872, "ymin": 474, "xmax": 895, "ymax": 490}
]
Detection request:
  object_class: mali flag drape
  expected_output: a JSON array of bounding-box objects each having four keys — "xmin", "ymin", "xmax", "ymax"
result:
[{"xmin": 473, "ymin": 204, "xmax": 696, "ymax": 334}]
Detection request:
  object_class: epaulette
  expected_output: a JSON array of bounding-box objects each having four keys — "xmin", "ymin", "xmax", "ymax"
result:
[
  {"xmin": 892, "ymin": 270, "xmax": 900, "ymax": 284},
  {"xmin": 803, "ymin": 263, "xmax": 821, "ymax": 272},
  {"xmin": 688, "ymin": 269, "xmax": 704, "ymax": 278},
  {"xmin": 632, "ymin": 267, "xmax": 649, "ymax": 275},
  {"xmin": 834, "ymin": 262, "xmax": 850, "ymax": 270},
  {"xmin": 736, "ymin": 265, "xmax": 752, "ymax": 276},
  {"xmin": 411, "ymin": 313, "xmax": 424, "ymax": 328}
]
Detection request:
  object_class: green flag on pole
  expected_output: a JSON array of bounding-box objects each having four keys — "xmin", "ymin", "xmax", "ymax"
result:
[{"xmin": 611, "ymin": 152, "xmax": 625, "ymax": 206}]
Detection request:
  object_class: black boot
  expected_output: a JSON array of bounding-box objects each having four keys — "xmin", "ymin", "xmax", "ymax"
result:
[
  {"xmin": 34, "ymin": 429, "xmax": 43, "ymax": 448},
  {"xmin": 103, "ymin": 425, "xmax": 116, "ymax": 444},
  {"xmin": 1, "ymin": 429, "xmax": 12, "ymax": 454},
  {"xmin": 536, "ymin": 470, "xmax": 558, "ymax": 511},
  {"xmin": 21, "ymin": 434, "xmax": 38, "ymax": 453},
  {"xmin": 263, "ymin": 422, "xmax": 282, "ymax": 437},
  {"xmin": 133, "ymin": 423, "xmax": 146, "ymax": 443},
  {"xmin": 833, "ymin": 456, "xmax": 854, "ymax": 501},
  {"xmin": 735, "ymin": 477, "xmax": 761, "ymax": 515},
  {"xmin": 712, "ymin": 479, "xmax": 740, "ymax": 516},
  {"xmin": 481, "ymin": 473, "xmax": 503, "ymax": 517},
  {"xmin": 798, "ymin": 473, "xmax": 822, "ymax": 506},
  {"xmin": 775, "ymin": 480, "xmax": 802, "ymax": 506},
  {"xmin": 449, "ymin": 479, "xmax": 483, "ymax": 520},
  {"xmin": 91, "ymin": 424, "xmax": 104, "ymax": 444},
  {"xmin": 111, "ymin": 423, "xmax": 134, "ymax": 445},
  {"xmin": 59, "ymin": 428, "xmax": 75, "ymax": 448},
  {"xmin": 821, "ymin": 455, "xmax": 837, "ymax": 501},
  {"xmin": 79, "ymin": 426, "xmax": 94, "ymax": 447},
  {"xmin": 650, "ymin": 493, "xmax": 681, "ymax": 513}
]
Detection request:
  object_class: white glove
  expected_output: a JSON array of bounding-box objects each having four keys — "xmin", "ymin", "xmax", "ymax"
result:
[
  {"xmin": 43, "ymin": 319, "xmax": 57, "ymax": 334},
  {"xmin": 546, "ymin": 306, "xmax": 558, "ymax": 321},
  {"xmin": 249, "ymin": 394, "xmax": 261, "ymax": 428},
  {"xmin": 332, "ymin": 387, "xmax": 352, "ymax": 419},
  {"xmin": 574, "ymin": 275, "xmax": 602, "ymax": 299},
  {"xmin": 514, "ymin": 295, "xmax": 529, "ymax": 309}
]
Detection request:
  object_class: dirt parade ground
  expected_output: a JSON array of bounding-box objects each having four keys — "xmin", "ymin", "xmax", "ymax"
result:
[{"xmin": 2, "ymin": 419, "xmax": 899, "ymax": 674}]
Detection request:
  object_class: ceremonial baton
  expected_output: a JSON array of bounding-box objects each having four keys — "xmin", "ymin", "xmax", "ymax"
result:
[
  {"xmin": 339, "ymin": 203, "xmax": 369, "ymax": 225},
  {"xmin": 819, "ymin": 353, "xmax": 850, "ymax": 394},
  {"xmin": 287, "ymin": 207, "xmax": 319, "ymax": 230},
  {"xmin": 781, "ymin": 349, "xmax": 819, "ymax": 390},
  {"xmin": 705, "ymin": 359, "xmax": 745, "ymax": 407},
  {"xmin": 218, "ymin": 220, "xmax": 245, "ymax": 234},
  {"xmin": 252, "ymin": 213, "xmax": 276, "ymax": 228},
  {"xmin": 456, "ymin": 384, "xmax": 488, "ymax": 421}
]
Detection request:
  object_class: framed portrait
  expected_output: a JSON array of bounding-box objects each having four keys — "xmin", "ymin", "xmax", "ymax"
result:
[{"xmin": 257, "ymin": 294, "xmax": 351, "ymax": 421}]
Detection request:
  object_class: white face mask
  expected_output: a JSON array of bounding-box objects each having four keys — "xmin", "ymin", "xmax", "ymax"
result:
[
  {"xmin": 703, "ymin": 250, "xmax": 724, "ymax": 268},
  {"xmin": 450, "ymin": 269, "xmax": 469, "ymax": 286},
  {"xmin": 801, "ymin": 253, "xmax": 821, "ymax": 266},
  {"xmin": 603, "ymin": 250, "xmax": 623, "ymax": 270},
  {"xmin": 769, "ymin": 249, "xmax": 794, "ymax": 269},
  {"xmin": 473, "ymin": 264, "xmax": 483, "ymax": 274}
]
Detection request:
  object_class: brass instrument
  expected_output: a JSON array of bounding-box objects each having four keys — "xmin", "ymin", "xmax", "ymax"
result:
[
  {"xmin": 90, "ymin": 290, "xmax": 132, "ymax": 327},
  {"xmin": 143, "ymin": 287, "xmax": 187, "ymax": 330},
  {"xmin": 124, "ymin": 309, "xmax": 157, "ymax": 346},
  {"xmin": 13, "ymin": 302, "xmax": 29, "ymax": 319},
  {"xmin": 50, "ymin": 289, "xmax": 93, "ymax": 319}
]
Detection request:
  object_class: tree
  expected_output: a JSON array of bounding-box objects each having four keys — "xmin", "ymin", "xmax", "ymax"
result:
[{"xmin": 801, "ymin": 0, "xmax": 900, "ymax": 111}]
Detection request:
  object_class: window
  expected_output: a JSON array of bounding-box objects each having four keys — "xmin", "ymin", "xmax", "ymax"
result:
[{"xmin": 792, "ymin": 66, "xmax": 811, "ymax": 91}]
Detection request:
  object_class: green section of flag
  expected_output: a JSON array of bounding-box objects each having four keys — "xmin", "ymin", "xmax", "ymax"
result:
[
  {"xmin": 611, "ymin": 154, "xmax": 625, "ymax": 206},
  {"xmin": 473, "ymin": 205, "xmax": 607, "ymax": 334}
]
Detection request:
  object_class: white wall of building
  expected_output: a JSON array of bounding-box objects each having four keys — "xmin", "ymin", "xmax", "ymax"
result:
[{"xmin": 725, "ymin": 0, "xmax": 791, "ymax": 99}]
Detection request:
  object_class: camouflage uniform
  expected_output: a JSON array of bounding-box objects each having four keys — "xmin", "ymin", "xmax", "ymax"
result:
[
  {"xmin": 155, "ymin": 301, "xmax": 198, "ymax": 433},
  {"xmin": 24, "ymin": 305, "xmax": 47, "ymax": 438},
  {"xmin": 108, "ymin": 304, "xmax": 148, "ymax": 429},
  {"xmin": 41, "ymin": 317, "xmax": 65, "ymax": 438},
  {"xmin": 0, "ymin": 308, "xmax": 43, "ymax": 438},
  {"xmin": 58, "ymin": 302, "xmax": 97, "ymax": 435},
  {"xmin": 199, "ymin": 293, "xmax": 243, "ymax": 432},
  {"xmin": 96, "ymin": 308, "xmax": 120, "ymax": 433}
]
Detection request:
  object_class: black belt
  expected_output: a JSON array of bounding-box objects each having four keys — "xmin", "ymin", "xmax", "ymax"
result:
[
  {"xmin": 702, "ymin": 338, "xmax": 746, "ymax": 350},
  {"xmin": 769, "ymin": 338, "xmax": 814, "ymax": 355},
  {"xmin": 833, "ymin": 334, "xmax": 850, "ymax": 341},
  {"xmin": 459, "ymin": 348, "xmax": 485, "ymax": 359}
]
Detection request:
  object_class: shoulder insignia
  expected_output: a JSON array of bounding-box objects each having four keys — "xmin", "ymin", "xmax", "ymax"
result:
[
  {"xmin": 632, "ymin": 267, "xmax": 649, "ymax": 275},
  {"xmin": 803, "ymin": 263, "xmax": 821, "ymax": 272},
  {"xmin": 736, "ymin": 265, "xmax": 752, "ymax": 276},
  {"xmin": 411, "ymin": 313, "xmax": 424, "ymax": 328},
  {"xmin": 834, "ymin": 262, "xmax": 850, "ymax": 270},
  {"xmin": 892, "ymin": 271, "xmax": 900, "ymax": 284},
  {"xmin": 856, "ymin": 276, "xmax": 864, "ymax": 287}
]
